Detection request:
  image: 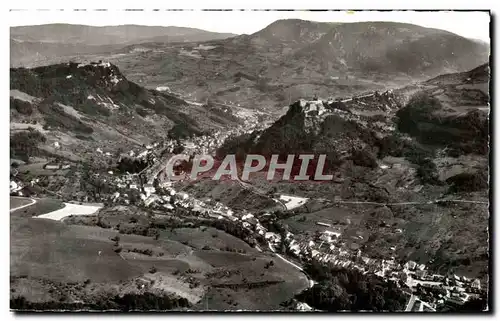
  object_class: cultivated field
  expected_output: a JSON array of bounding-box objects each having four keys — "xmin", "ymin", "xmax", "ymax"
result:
[{"xmin": 11, "ymin": 200, "xmax": 310, "ymax": 310}]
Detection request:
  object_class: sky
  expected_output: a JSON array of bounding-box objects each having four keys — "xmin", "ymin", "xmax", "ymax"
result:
[{"xmin": 9, "ymin": 10, "xmax": 491, "ymax": 42}]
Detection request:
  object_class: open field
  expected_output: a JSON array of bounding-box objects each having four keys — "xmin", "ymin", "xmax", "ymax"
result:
[
  {"xmin": 10, "ymin": 197, "xmax": 65, "ymax": 218},
  {"xmin": 37, "ymin": 202, "xmax": 102, "ymax": 220},
  {"xmin": 11, "ymin": 218, "xmax": 142, "ymax": 283},
  {"xmin": 191, "ymin": 251, "xmax": 309, "ymax": 310},
  {"xmin": 160, "ymin": 227, "xmax": 255, "ymax": 253},
  {"xmin": 283, "ymin": 204, "xmax": 369, "ymax": 235}
]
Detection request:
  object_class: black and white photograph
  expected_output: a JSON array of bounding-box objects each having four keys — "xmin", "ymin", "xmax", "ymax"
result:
[{"xmin": 8, "ymin": 7, "xmax": 491, "ymax": 312}]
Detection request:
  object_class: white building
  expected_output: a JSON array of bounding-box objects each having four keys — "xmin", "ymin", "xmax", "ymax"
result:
[
  {"xmin": 405, "ymin": 261, "xmax": 417, "ymax": 270},
  {"xmin": 10, "ymin": 181, "xmax": 22, "ymax": 193},
  {"xmin": 144, "ymin": 184, "xmax": 156, "ymax": 197},
  {"xmin": 177, "ymin": 192, "xmax": 188, "ymax": 200},
  {"xmin": 242, "ymin": 213, "xmax": 254, "ymax": 221}
]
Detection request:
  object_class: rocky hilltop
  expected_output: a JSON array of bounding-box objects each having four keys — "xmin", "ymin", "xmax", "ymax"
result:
[
  {"xmin": 10, "ymin": 61, "xmax": 245, "ymax": 167},
  {"xmin": 213, "ymin": 64, "xmax": 489, "ymax": 285},
  {"xmin": 218, "ymin": 63, "xmax": 489, "ymax": 190}
]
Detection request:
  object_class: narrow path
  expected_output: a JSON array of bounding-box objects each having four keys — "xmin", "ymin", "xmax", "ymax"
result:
[
  {"xmin": 268, "ymin": 243, "xmax": 315, "ymax": 289},
  {"xmin": 10, "ymin": 197, "xmax": 36, "ymax": 212},
  {"xmin": 185, "ymin": 99, "xmax": 205, "ymax": 106},
  {"xmin": 405, "ymin": 294, "xmax": 417, "ymax": 312},
  {"xmin": 340, "ymin": 93, "xmax": 375, "ymax": 103}
]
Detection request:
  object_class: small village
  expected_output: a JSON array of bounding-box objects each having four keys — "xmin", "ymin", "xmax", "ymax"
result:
[{"xmin": 270, "ymin": 225, "xmax": 484, "ymax": 311}]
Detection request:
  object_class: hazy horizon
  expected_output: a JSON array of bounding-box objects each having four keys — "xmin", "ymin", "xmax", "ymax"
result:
[{"xmin": 9, "ymin": 10, "xmax": 491, "ymax": 43}]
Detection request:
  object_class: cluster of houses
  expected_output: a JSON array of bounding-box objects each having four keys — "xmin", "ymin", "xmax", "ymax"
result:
[
  {"xmin": 180, "ymin": 132, "xmax": 228, "ymax": 156},
  {"xmin": 10, "ymin": 167, "xmax": 42, "ymax": 195},
  {"xmin": 112, "ymin": 122, "xmax": 262, "ymax": 185},
  {"xmin": 263, "ymin": 220, "xmax": 484, "ymax": 311},
  {"xmin": 404, "ymin": 266, "xmax": 483, "ymax": 307},
  {"xmin": 107, "ymin": 172, "xmax": 142, "ymax": 191},
  {"xmin": 105, "ymin": 169, "xmax": 238, "ymax": 220},
  {"xmin": 179, "ymin": 122, "xmax": 263, "ymax": 156}
]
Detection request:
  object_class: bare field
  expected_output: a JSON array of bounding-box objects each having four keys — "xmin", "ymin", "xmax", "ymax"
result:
[{"xmin": 37, "ymin": 203, "xmax": 101, "ymax": 220}]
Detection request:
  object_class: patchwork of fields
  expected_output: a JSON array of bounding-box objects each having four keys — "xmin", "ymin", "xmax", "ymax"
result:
[{"xmin": 10, "ymin": 197, "xmax": 309, "ymax": 310}]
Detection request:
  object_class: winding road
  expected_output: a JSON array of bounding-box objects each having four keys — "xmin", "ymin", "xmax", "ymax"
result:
[{"xmin": 10, "ymin": 197, "xmax": 36, "ymax": 212}]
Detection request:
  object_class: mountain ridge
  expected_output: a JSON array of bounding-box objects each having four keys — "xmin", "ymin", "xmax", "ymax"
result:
[
  {"xmin": 10, "ymin": 20, "xmax": 490, "ymax": 115},
  {"xmin": 11, "ymin": 23, "xmax": 237, "ymax": 45},
  {"xmin": 10, "ymin": 24, "xmax": 237, "ymax": 67},
  {"xmin": 9, "ymin": 61, "xmax": 248, "ymax": 166},
  {"xmin": 118, "ymin": 19, "xmax": 489, "ymax": 110}
]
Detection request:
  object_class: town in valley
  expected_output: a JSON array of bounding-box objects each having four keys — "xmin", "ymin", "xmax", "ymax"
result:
[{"xmin": 9, "ymin": 10, "xmax": 490, "ymax": 312}]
